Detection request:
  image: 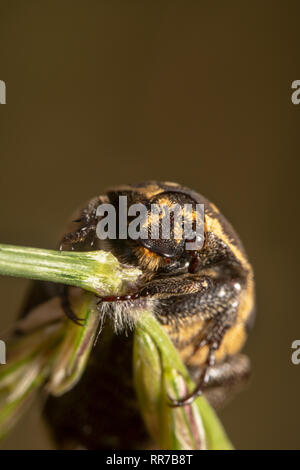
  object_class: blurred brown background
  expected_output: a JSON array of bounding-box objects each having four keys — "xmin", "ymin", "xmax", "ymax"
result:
[{"xmin": 0, "ymin": 0, "xmax": 299, "ymax": 449}]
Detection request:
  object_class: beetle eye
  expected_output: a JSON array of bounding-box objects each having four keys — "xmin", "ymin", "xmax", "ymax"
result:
[
  {"xmin": 139, "ymin": 237, "xmax": 184, "ymax": 258},
  {"xmin": 135, "ymin": 190, "xmax": 201, "ymax": 260}
]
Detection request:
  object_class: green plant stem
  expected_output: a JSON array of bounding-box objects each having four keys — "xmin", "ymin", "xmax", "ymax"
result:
[
  {"xmin": 0, "ymin": 243, "xmax": 141, "ymax": 295},
  {"xmin": 0, "ymin": 242, "xmax": 233, "ymax": 449},
  {"xmin": 136, "ymin": 310, "xmax": 233, "ymax": 450}
]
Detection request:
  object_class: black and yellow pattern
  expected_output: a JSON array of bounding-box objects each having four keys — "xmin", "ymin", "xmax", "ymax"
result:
[
  {"xmin": 59, "ymin": 181, "xmax": 255, "ymax": 404},
  {"xmin": 23, "ymin": 181, "xmax": 255, "ymax": 448}
]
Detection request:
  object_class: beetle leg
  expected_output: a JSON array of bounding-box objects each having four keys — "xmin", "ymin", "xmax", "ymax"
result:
[
  {"xmin": 60, "ymin": 285, "xmax": 85, "ymax": 326},
  {"xmin": 98, "ymin": 275, "xmax": 212, "ymax": 303},
  {"xmin": 59, "ymin": 224, "xmax": 97, "ymax": 250},
  {"xmin": 97, "ymin": 288, "xmax": 149, "ymax": 304},
  {"xmin": 151, "ymin": 277, "xmax": 241, "ymax": 406},
  {"xmin": 169, "ymin": 325, "xmax": 229, "ymax": 407},
  {"xmin": 59, "ymin": 196, "xmax": 105, "ymax": 251},
  {"xmin": 191, "ymin": 354, "xmax": 251, "ymax": 410}
]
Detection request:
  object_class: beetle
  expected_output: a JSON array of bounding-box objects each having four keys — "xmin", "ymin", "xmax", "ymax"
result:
[{"xmin": 21, "ymin": 181, "xmax": 255, "ymax": 449}]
